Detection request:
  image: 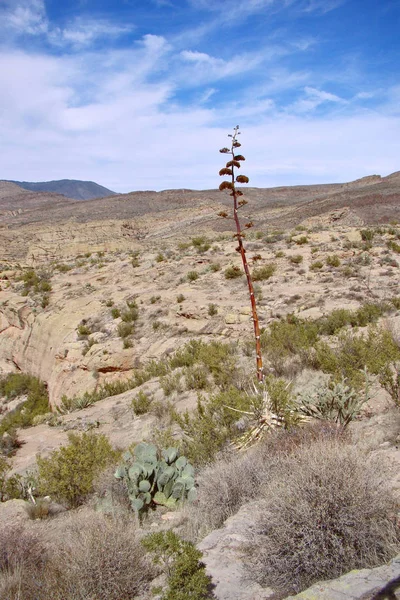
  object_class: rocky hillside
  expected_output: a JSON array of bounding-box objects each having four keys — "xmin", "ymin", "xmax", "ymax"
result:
[{"xmin": 5, "ymin": 179, "xmax": 116, "ymax": 200}]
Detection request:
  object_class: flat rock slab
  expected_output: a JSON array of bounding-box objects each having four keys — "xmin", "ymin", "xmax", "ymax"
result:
[
  {"xmin": 285, "ymin": 555, "xmax": 400, "ymax": 600},
  {"xmin": 198, "ymin": 503, "xmax": 275, "ymax": 600}
]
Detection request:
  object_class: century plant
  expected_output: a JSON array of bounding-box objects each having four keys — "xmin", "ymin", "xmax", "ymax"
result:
[
  {"xmin": 115, "ymin": 442, "xmax": 196, "ymax": 513},
  {"xmin": 218, "ymin": 126, "xmax": 264, "ymax": 382}
]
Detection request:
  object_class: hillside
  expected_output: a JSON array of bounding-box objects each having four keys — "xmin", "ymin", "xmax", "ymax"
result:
[{"xmin": 5, "ymin": 179, "xmax": 116, "ymax": 201}]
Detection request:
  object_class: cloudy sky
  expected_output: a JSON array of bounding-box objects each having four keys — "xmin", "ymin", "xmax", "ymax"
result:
[{"xmin": 0, "ymin": 0, "xmax": 399, "ymax": 192}]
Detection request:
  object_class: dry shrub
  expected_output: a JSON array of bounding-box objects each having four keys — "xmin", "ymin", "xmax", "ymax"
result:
[
  {"xmin": 247, "ymin": 439, "xmax": 400, "ymax": 595},
  {"xmin": 182, "ymin": 422, "xmax": 343, "ymax": 541},
  {"xmin": 0, "ymin": 524, "xmax": 49, "ymax": 600},
  {"xmin": 48, "ymin": 510, "xmax": 156, "ymax": 600},
  {"xmin": 0, "ymin": 510, "xmax": 156, "ymax": 600}
]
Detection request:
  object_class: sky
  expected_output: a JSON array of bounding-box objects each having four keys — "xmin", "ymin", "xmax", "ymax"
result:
[{"xmin": 0, "ymin": 0, "xmax": 399, "ymax": 193}]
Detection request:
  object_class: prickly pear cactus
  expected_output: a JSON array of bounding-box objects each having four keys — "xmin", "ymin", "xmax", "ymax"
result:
[{"xmin": 115, "ymin": 442, "xmax": 196, "ymax": 513}]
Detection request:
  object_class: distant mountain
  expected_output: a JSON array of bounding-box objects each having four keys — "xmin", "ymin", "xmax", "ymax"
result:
[{"xmin": 7, "ymin": 179, "xmax": 116, "ymax": 201}]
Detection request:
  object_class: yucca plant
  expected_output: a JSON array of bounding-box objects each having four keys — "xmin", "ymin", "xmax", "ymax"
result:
[{"xmin": 219, "ymin": 126, "xmax": 264, "ymax": 382}]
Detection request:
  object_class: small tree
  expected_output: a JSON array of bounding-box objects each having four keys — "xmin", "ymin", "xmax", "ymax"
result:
[{"xmin": 218, "ymin": 126, "xmax": 264, "ymax": 382}]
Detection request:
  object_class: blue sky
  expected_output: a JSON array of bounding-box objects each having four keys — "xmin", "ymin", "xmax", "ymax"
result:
[{"xmin": 0, "ymin": 0, "xmax": 399, "ymax": 192}]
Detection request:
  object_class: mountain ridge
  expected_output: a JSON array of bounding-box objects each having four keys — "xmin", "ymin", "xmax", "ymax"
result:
[{"xmin": 4, "ymin": 179, "xmax": 116, "ymax": 201}]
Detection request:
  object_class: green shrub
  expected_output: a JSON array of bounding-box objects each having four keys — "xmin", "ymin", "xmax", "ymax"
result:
[
  {"xmin": 314, "ymin": 327, "xmax": 400, "ymax": 389},
  {"xmin": 275, "ymin": 250, "xmax": 285, "ymax": 258},
  {"xmin": 77, "ymin": 323, "xmax": 91, "ymax": 337},
  {"xmin": 326, "ymin": 255, "xmax": 341, "ymax": 267},
  {"xmin": 208, "ymin": 303, "xmax": 218, "ymax": 316},
  {"xmin": 387, "ymin": 240, "xmax": 400, "ymax": 253},
  {"xmin": 295, "ymin": 236, "xmax": 308, "ymax": 245},
  {"xmin": 310, "ymin": 260, "xmax": 323, "ymax": 271},
  {"xmin": 261, "ymin": 317, "xmax": 319, "ymax": 373},
  {"xmin": 160, "ymin": 372, "xmax": 183, "ymax": 396},
  {"xmin": 187, "ymin": 270, "xmax": 199, "ymax": 282},
  {"xmin": 37, "ymin": 432, "xmax": 118, "ymax": 507},
  {"xmin": 131, "ymin": 390, "xmax": 153, "ymax": 415},
  {"xmin": 121, "ymin": 301, "xmax": 139, "ymax": 322},
  {"xmin": 131, "ymin": 251, "xmax": 140, "ymax": 267},
  {"xmin": 209, "ymin": 262, "xmax": 221, "ymax": 272},
  {"xmin": 184, "ymin": 365, "xmax": 209, "ymax": 390},
  {"xmin": 289, "ymin": 254, "xmax": 303, "ymax": 265},
  {"xmin": 156, "ymin": 253, "xmax": 165, "ymax": 262},
  {"xmin": 247, "ymin": 439, "xmax": 399, "ymax": 595},
  {"xmin": 150, "ymin": 295, "xmax": 161, "ymax": 304},
  {"xmin": 142, "ymin": 531, "xmax": 212, "ymax": 600},
  {"xmin": 192, "ymin": 236, "xmax": 211, "ymax": 254},
  {"xmin": 171, "ymin": 387, "xmax": 251, "ymax": 465},
  {"xmin": 224, "ymin": 265, "xmax": 242, "ymax": 279},
  {"xmin": 360, "ymin": 228, "xmax": 375, "ymax": 242},
  {"xmin": 0, "ymin": 456, "xmax": 23, "ymax": 501},
  {"xmin": 252, "ymin": 263, "xmax": 276, "ymax": 281},
  {"xmin": 0, "ymin": 375, "xmax": 50, "ymax": 441},
  {"xmin": 111, "ymin": 307, "xmax": 120, "ymax": 318},
  {"xmin": 118, "ymin": 322, "xmax": 134, "ymax": 338}
]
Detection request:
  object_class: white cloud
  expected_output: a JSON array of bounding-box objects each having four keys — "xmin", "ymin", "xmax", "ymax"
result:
[
  {"xmin": 0, "ymin": 0, "xmax": 48, "ymax": 35},
  {"xmin": 0, "ymin": 0, "xmax": 135, "ymax": 48},
  {"xmin": 290, "ymin": 86, "xmax": 347, "ymax": 112},
  {"xmin": 49, "ymin": 18, "xmax": 135, "ymax": 49},
  {"xmin": 0, "ymin": 48, "xmax": 399, "ymax": 193}
]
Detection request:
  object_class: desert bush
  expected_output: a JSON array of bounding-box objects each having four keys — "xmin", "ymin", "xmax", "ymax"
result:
[
  {"xmin": 261, "ymin": 317, "xmax": 319, "ymax": 374},
  {"xmin": 360, "ymin": 228, "xmax": 375, "ymax": 241},
  {"xmin": 0, "ymin": 456, "xmax": 23, "ymax": 501},
  {"xmin": 387, "ymin": 240, "xmax": 400, "ymax": 253},
  {"xmin": 150, "ymin": 295, "xmax": 161, "ymax": 304},
  {"xmin": 156, "ymin": 252, "xmax": 165, "ymax": 262},
  {"xmin": 37, "ymin": 432, "xmax": 119, "ymax": 507},
  {"xmin": 121, "ymin": 303, "xmax": 139, "ymax": 322},
  {"xmin": 246, "ymin": 439, "xmax": 399, "ymax": 595},
  {"xmin": 118, "ymin": 321, "xmax": 134, "ymax": 338},
  {"xmin": 192, "ymin": 236, "xmax": 211, "ymax": 253},
  {"xmin": 0, "ymin": 524, "xmax": 49, "ymax": 600},
  {"xmin": 177, "ymin": 293, "xmax": 185, "ymax": 303},
  {"xmin": 252, "ymin": 263, "xmax": 276, "ymax": 281},
  {"xmin": 160, "ymin": 372, "xmax": 184, "ymax": 396},
  {"xmin": 184, "ymin": 365, "xmax": 209, "ymax": 390},
  {"xmin": 209, "ymin": 262, "xmax": 221, "ymax": 272},
  {"xmin": 310, "ymin": 260, "xmax": 323, "ymax": 270},
  {"xmin": 0, "ymin": 374, "xmax": 49, "ymax": 441},
  {"xmin": 295, "ymin": 236, "xmax": 308, "ymax": 245},
  {"xmin": 77, "ymin": 323, "xmax": 91, "ymax": 337},
  {"xmin": 187, "ymin": 270, "xmax": 199, "ymax": 282},
  {"xmin": 143, "ymin": 530, "xmax": 212, "ymax": 600},
  {"xmin": 181, "ymin": 423, "xmax": 344, "ymax": 541},
  {"xmin": 224, "ymin": 265, "xmax": 242, "ymax": 279},
  {"xmin": 111, "ymin": 307, "xmax": 120, "ymax": 318},
  {"xmin": 131, "ymin": 390, "xmax": 153, "ymax": 415},
  {"xmin": 326, "ymin": 254, "xmax": 341, "ymax": 267},
  {"xmin": 171, "ymin": 387, "xmax": 252, "ymax": 465},
  {"xmin": 208, "ymin": 303, "xmax": 218, "ymax": 316},
  {"xmin": 289, "ymin": 254, "xmax": 303, "ymax": 264},
  {"xmin": 47, "ymin": 510, "xmax": 156, "ymax": 600},
  {"xmin": 314, "ymin": 327, "xmax": 400, "ymax": 388}
]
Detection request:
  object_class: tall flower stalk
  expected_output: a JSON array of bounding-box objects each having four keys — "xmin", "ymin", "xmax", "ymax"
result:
[{"xmin": 218, "ymin": 126, "xmax": 264, "ymax": 382}]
